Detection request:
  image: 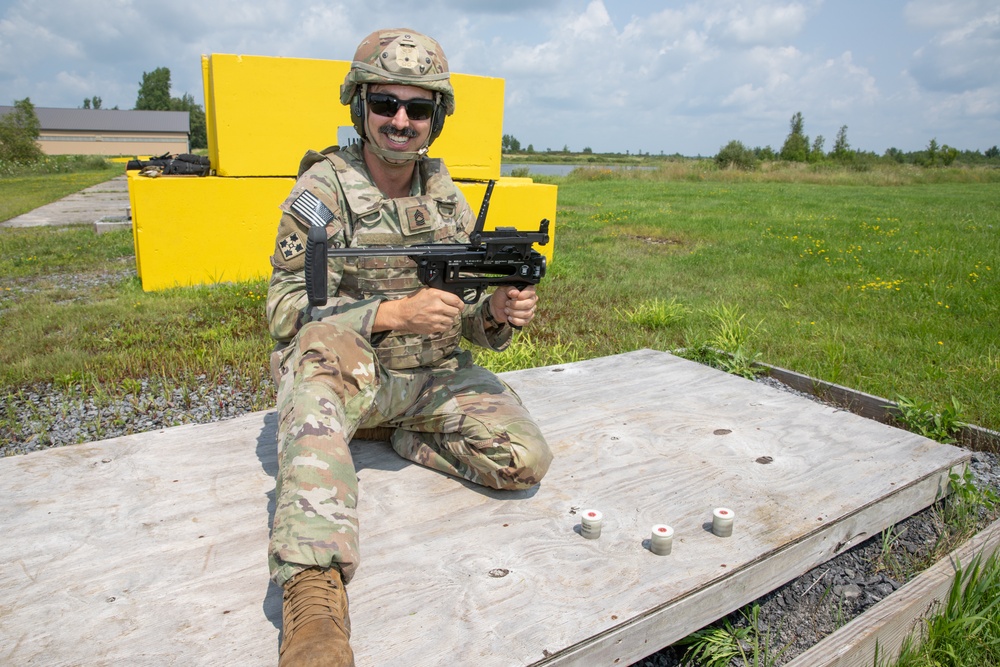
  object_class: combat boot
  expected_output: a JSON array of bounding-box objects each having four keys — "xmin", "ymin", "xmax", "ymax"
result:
[{"xmin": 279, "ymin": 567, "xmax": 355, "ymax": 667}]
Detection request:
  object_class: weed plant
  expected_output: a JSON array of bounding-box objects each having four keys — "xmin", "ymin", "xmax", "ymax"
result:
[
  {"xmin": 892, "ymin": 395, "xmax": 966, "ymax": 444},
  {"xmin": 884, "ymin": 551, "xmax": 1000, "ymax": 667},
  {"xmin": 676, "ymin": 603, "xmax": 790, "ymax": 667}
]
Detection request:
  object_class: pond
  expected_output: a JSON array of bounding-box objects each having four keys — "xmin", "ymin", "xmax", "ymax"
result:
[{"xmin": 500, "ymin": 163, "xmax": 654, "ymax": 176}]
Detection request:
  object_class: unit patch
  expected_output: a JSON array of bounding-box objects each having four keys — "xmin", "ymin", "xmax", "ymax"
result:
[
  {"xmin": 279, "ymin": 231, "xmax": 306, "ymax": 260},
  {"xmin": 291, "ymin": 190, "xmax": 335, "ymax": 228}
]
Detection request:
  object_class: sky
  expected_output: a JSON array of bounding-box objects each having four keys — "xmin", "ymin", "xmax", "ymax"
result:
[{"xmin": 0, "ymin": 0, "xmax": 997, "ymax": 156}]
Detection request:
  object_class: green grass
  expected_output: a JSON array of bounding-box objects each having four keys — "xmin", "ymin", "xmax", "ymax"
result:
[
  {"xmin": 0, "ymin": 165, "xmax": 125, "ymax": 222},
  {"xmin": 1, "ymin": 165, "xmax": 998, "ymax": 435},
  {"xmin": 526, "ymin": 173, "xmax": 1000, "ymax": 432},
  {"xmin": 884, "ymin": 550, "xmax": 1000, "ymax": 667},
  {"xmin": 0, "ymin": 226, "xmax": 271, "ymax": 392}
]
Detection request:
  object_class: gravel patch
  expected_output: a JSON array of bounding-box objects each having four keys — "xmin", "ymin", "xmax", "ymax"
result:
[{"xmin": 0, "ymin": 370, "xmax": 273, "ymax": 457}]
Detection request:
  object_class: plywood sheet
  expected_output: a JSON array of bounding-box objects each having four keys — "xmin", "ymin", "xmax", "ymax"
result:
[{"xmin": 0, "ymin": 350, "xmax": 968, "ymax": 666}]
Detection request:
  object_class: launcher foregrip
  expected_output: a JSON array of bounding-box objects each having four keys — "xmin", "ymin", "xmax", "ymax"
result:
[{"xmin": 305, "ymin": 225, "xmax": 328, "ymax": 307}]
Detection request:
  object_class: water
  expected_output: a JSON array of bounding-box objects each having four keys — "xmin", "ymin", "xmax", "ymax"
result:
[
  {"xmin": 500, "ymin": 163, "xmax": 654, "ymax": 176},
  {"xmin": 500, "ymin": 163, "xmax": 579, "ymax": 176}
]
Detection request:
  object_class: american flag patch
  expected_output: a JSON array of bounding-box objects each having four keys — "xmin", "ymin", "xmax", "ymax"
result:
[{"xmin": 291, "ymin": 190, "xmax": 335, "ymax": 228}]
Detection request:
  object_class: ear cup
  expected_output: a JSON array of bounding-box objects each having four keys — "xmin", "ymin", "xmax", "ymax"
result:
[
  {"xmin": 428, "ymin": 104, "xmax": 446, "ymax": 143},
  {"xmin": 350, "ymin": 92, "xmax": 367, "ymax": 140}
]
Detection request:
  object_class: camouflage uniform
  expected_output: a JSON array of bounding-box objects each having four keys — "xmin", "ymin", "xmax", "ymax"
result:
[{"xmin": 266, "ymin": 142, "xmax": 553, "ymax": 587}]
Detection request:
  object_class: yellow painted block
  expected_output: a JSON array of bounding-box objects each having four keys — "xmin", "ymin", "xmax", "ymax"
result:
[
  {"xmin": 203, "ymin": 54, "xmax": 503, "ymax": 180},
  {"xmin": 129, "ymin": 175, "xmax": 556, "ymax": 291},
  {"xmin": 456, "ymin": 179, "xmax": 557, "ymax": 264},
  {"xmin": 426, "ymin": 75, "xmax": 503, "ymax": 181},
  {"xmin": 129, "ymin": 174, "xmax": 294, "ymax": 291}
]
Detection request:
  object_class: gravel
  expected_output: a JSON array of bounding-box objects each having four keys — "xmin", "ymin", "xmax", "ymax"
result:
[
  {"xmin": 2, "ymin": 365, "xmax": 997, "ymax": 666},
  {"xmin": 0, "ymin": 370, "xmax": 273, "ymax": 457}
]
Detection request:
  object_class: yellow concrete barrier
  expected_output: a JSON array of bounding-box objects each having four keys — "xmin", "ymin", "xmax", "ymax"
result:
[
  {"xmin": 203, "ymin": 54, "xmax": 503, "ymax": 181},
  {"xmin": 130, "ymin": 53, "xmax": 555, "ymax": 291},
  {"xmin": 130, "ymin": 172, "xmax": 556, "ymax": 291}
]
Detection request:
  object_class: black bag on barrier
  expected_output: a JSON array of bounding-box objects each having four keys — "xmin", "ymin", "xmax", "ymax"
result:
[{"xmin": 126, "ymin": 153, "xmax": 211, "ymax": 176}]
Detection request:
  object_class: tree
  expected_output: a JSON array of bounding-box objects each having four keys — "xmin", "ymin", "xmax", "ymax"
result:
[
  {"xmin": 940, "ymin": 144, "xmax": 959, "ymax": 166},
  {"xmin": 170, "ymin": 92, "xmax": 207, "ymax": 150},
  {"xmin": 779, "ymin": 112, "xmax": 809, "ymax": 162},
  {"xmin": 0, "ymin": 97, "xmax": 44, "ymax": 162},
  {"xmin": 985, "ymin": 146, "xmax": 999, "ymax": 159},
  {"xmin": 716, "ymin": 139, "xmax": 757, "ymax": 170},
  {"xmin": 82, "ymin": 96, "xmax": 103, "ymax": 110},
  {"xmin": 831, "ymin": 125, "xmax": 852, "ymax": 161},
  {"xmin": 923, "ymin": 138, "xmax": 940, "ymax": 167},
  {"xmin": 754, "ymin": 145, "xmax": 777, "ymax": 161},
  {"xmin": 135, "ymin": 67, "xmax": 172, "ymax": 110},
  {"xmin": 809, "ymin": 135, "xmax": 825, "ymax": 163},
  {"xmin": 884, "ymin": 147, "xmax": 905, "ymax": 164},
  {"xmin": 501, "ymin": 134, "xmax": 521, "ymax": 152},
  {"xmin": 134, "ymin": 67, "xmax": 207, "ymax": 149}
]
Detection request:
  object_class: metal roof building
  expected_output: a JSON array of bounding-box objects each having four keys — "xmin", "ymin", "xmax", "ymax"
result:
[{"xmin": 0, "ymin": 107, "xmax": 190, "ymax": 156}]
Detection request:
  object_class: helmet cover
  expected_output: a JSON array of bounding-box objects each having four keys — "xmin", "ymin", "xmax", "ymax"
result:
[{"xmin": 341, "ymin": 28, "xmax": 455, "ymax": 115}]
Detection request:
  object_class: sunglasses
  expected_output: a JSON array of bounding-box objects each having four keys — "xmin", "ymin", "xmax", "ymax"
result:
[{"xmin": 367, "ymin": 92, "xmax": 436, "ymax": 121}]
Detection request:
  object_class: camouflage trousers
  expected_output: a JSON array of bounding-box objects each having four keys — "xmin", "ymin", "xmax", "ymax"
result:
[{"xmin": 268, "ymin": 321, "xmax": 553, "ymax": 587}]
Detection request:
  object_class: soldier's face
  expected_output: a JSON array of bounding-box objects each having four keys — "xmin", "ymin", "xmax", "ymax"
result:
[{"xmin": 366, "ymin": 84, "xmax": 434, "ymax": 155}]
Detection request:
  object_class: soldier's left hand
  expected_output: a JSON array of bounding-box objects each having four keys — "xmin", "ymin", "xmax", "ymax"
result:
[{"xmin": 491, "ymin": 285, "xmax": 539, "ymax": 328}]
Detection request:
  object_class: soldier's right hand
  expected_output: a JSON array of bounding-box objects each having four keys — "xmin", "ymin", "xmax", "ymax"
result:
[{"xmin": 373, "ymin": 288, "xmax": 463, "ymax": 334}]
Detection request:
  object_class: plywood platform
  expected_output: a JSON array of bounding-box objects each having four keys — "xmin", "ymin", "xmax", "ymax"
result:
[{"xmin": 0, "ymin": 350, "xmax": 968, "ymax": 666}]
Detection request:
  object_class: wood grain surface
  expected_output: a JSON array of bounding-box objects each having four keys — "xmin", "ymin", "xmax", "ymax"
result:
[{"xmin": 0, "ymin": 350, "xmax": 969, "ymax": 666}]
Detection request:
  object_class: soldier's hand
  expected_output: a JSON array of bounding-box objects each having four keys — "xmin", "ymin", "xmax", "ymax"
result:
[
  {"xmin": 490, "ymin": 285, "xmax": 539, "ymax": 328},
  {"xmin": 375, "ymin": 288, "xmax": 463, "ymax": 334}
]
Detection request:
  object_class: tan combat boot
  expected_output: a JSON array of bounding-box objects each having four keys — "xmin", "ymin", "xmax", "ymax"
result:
[{"xmin": 279, "ymin": 567, "xmax": 355, "ymax": 667}]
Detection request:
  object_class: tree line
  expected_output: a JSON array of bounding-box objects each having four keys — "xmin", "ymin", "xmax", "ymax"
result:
[
  {"xmin": 0, "ymin": 66, "xmax": 207, "ymax": 163},
  {"xmin": 715, "ymin": 111, "xmax": 998, "ymax": 170},
  {"xmin": 502, "ymin": 112, "xmax": 998, "ymax": 169}
]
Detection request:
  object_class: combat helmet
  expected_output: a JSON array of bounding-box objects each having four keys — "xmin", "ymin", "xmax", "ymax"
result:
[{"xmin": 341, "ymin": 28, "xmax": 455, "ymax": 160}]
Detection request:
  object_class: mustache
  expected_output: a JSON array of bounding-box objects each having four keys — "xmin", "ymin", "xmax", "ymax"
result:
[{"xmin": 379, "ymin": 124, "xmax": 418, "ymax": 138}]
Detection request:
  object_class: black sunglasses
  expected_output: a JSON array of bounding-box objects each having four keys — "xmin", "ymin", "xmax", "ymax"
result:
[{"xmin": 367, "ymin": 92, "xmax": 436, "ymax": 121}]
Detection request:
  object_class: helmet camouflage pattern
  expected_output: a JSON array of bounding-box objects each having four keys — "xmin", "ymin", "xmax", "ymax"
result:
[{"xmin": 341, "ymin": 28, "xmax": 456, "ymax": 115}]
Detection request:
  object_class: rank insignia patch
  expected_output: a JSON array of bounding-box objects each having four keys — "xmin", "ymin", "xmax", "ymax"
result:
[
  {"xmin": 279, "ymin": 232, "xmax": 306, "ymax": 260},
  {"xmin": 404, "ymin": 203, "xmax": 431, "ymax": 232}
]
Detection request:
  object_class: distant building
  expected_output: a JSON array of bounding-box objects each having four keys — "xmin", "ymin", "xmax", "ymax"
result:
[{"xmin": 0, "ymin": 107, "xmax": 190, "ymax": 156}]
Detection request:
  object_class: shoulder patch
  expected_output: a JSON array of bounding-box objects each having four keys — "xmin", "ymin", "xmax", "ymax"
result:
[
  {"xmin": 278, "ymin": 231, "xmax": 306, "ymax": 261},
  {"xmin": 291, "ymin": 190, "xmax": 335, "ymax": 228}
]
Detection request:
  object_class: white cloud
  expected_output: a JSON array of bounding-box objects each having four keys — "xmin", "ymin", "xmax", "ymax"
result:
[
  {"xmin": 718, "ymin": 2, "xmax": 810, "ymax": 46},
  {"xmin": 908, "ymin": 8, "xmax": 1000, "ymax": 94},
  {"xmin": 0, "ymin": 0, "xmax": 996, "ymax": 154}
]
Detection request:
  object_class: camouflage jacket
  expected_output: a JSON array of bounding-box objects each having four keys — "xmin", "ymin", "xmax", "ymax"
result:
[{"xmin": 266, "ymin": 143, "xmax": 512, "ymax": 369}]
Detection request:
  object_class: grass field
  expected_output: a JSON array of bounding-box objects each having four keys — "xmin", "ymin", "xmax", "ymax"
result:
[
  {"xmin": 533, "ymin": 169, "xmax": 999, "ymax": 432},
  {"xmin": 1, "ymin": 164, "xmax": 997, "ymax": 436},
  {"xmin": 0, "ymin": 161, "xmax": 123, "ymax": 222}
]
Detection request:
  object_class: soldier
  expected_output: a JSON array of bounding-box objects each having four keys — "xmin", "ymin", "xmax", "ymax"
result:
[{"xmin": 266, "ymin": 28, "xmax": 553, "ymax": 667}]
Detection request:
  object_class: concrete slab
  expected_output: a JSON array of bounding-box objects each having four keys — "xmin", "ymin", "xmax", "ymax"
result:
[{"xmin": 1, "ymin": 176, "xmax": 130, "ymax": 228}]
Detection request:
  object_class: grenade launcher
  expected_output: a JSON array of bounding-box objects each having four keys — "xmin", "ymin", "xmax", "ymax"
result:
[{"xmin": 304, "ymin": 180, "xmax": 549, "ymax": 308}]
